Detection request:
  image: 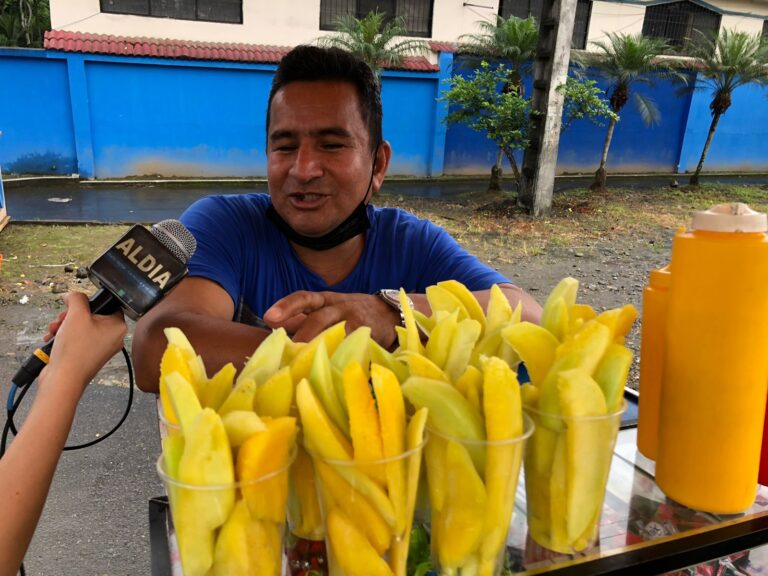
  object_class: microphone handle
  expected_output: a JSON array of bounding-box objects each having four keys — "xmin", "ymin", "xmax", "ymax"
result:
[{"xmin": 11, "ymin": 289, "xmax": 120, "ymax": 388}]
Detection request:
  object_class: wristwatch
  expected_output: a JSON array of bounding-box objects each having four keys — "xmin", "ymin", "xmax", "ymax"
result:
[{"xmin": 376, "ymin": 289, "xmax": 413, "ymax": 328}]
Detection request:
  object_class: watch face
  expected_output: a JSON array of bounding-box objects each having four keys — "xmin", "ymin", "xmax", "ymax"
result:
[{"xmin": 379, "ymin": 289, "xmax": 401, "ymax": 306}]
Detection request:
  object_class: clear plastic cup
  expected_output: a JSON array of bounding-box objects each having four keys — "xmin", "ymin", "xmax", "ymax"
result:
[
  {"xmin": 425, "ymin": 415, "xmax": 533, "ymax": 576},
  {"xmin": 157, "ymin": 447, "xmax": 296, "ymax": 576},
  {"xmin": 524, "ymin": 403, "xmax": 625, "ymax": 554},
  {"xmin": 309, "ymin": 438, "xmax": 427, "ymax": 576}
]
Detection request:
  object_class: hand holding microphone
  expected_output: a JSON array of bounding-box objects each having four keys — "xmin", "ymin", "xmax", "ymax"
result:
[{"xmin": 12, "ymin": 219, "xmax": 197, "ymax": 388}]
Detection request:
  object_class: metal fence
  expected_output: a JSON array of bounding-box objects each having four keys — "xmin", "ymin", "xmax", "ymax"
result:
[{"xmin": 319, "ymin": 0, "xmax": 433, "ymax": 37}]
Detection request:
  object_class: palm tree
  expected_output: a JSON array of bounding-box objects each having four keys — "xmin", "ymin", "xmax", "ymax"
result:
[
  {"xmin": 457, "ymin": 16, "xmax": 539, "ymax": 190},
  {"xmin": 687, "ymin": 29, "xmax": 768, "ymax": 186},
  {"xmin": 574, "ymin": 33, "xmax": 688, "ymax": 192},
  {"xmin": 317, "ymin": 11, "xmax": 428, "ymax": 78}
]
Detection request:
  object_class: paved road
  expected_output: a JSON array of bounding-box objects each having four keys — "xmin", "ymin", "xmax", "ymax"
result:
[{"xmin": 5, "ymin": 174, "xmax": 767, "ymax": 223}]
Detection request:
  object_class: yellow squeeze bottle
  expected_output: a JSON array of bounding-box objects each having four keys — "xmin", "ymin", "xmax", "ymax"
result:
[
  {"xmin": 636, "ymin": 264, "xmax": 671, "ymax": 460},
  {"xmin": 655, "ymin": 203, "xmax": 768, "ymax": 513}
]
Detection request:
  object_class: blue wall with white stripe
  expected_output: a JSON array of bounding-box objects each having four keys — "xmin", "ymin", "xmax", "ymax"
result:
[{"xmin": 1, "ymin": 48, "xmax": 767, "ymax": 179}]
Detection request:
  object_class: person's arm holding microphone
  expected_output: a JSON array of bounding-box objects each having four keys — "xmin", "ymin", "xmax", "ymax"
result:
[{"xmin": 0, "ymin": 292, "xmax": 126, "ymax": 576}]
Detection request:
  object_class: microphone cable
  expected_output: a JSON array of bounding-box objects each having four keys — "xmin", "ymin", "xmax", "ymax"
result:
[{"xmin": 1, "ymin": 346, "xmax": 136, "ymax": 576}]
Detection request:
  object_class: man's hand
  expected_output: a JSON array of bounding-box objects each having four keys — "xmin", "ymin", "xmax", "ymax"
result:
[{"xmin": 263, "ymin": 291, "xmax": 401, "ymax": 348}]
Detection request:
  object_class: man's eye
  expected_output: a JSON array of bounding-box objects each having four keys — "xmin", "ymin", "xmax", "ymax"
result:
[
  {"xmin": 322, "ymin": 142, "xmax": 344, "ymax": 150},
  {"xmin": 273, "ymin": 145, "xmax": 296, "ymax": 152}
]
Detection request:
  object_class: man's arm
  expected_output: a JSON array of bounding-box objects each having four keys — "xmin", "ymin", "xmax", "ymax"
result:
[
  {"xmin": 263, "ymin": 283, "xmax": 542, "ymax": 348},
  {"xmin": 132, "ymin": 277, "xmax": 271, "ymax": 392}
]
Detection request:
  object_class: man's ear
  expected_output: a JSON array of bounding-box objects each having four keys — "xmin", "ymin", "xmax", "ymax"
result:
[{"xmin": 372, "ymin": 140, "xmax": 392, "ymax": 192}]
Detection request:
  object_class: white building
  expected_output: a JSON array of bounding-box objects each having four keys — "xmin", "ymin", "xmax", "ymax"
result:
[{"xmin": 49, "ymin": 0, "xmax": 768, "ymax": 52}]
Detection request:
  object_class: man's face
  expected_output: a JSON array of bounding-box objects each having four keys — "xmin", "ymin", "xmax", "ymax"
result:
[{"xmin": 267, "ymin": 80, "xmax": 386, "ymax": 238}]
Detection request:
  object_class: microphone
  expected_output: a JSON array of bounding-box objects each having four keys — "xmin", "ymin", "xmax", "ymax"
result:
[{"xmin": 11, "ymin": 219, "xmax": 197, "ymax": 388}]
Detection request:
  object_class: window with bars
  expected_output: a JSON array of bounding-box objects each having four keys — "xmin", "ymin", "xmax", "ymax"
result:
[
  {"xmin": 320, "ymin": 0, "xmax": 434, "ymax": 37},
  {"xmin": 641, "ymin": 1, "xmax": 721, "ymax": 54},
  {"xmin": 498, "ymin": 0, "xmax": 592, "ymax": 49},
  {"xmin": 100, "ymin": 0, "xmax": 242, "ymax": 24}
]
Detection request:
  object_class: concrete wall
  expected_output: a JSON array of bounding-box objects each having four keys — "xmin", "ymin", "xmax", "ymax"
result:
[
  {"xmin": 587, "ymin": 1, "xmax": 647, "ymax": 46},
  {"xmin": 0, "ymin": 48, "xmax": 446, "ymax": 179},
  {"xmin": 2, "ymin": 48, "xmax": 767, "ymax": 179},
  {"xmin": 50, "ymin": 0, "xmax": 502, "ymax": 45}
]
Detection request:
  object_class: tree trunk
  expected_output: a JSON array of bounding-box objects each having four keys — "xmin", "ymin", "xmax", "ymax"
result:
[
  {"xmin": 590, "ymin": 117, "xmax": 617, "ymax": 192},
  {"xmin": 488, "ymin": 146, "xmax": 504, "ymax": 192},
  {"xmin": 503, "ymin": 147, "xmax": 522, "ymax": 191},
  {"xmin": 689, "ymin": 112, "xmax": 722, "ymax": 187}
]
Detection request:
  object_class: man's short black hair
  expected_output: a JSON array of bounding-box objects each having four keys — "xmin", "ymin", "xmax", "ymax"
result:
[{"xmin": 267, "ymin": 45, "xmax": 383, "ymax": 152}]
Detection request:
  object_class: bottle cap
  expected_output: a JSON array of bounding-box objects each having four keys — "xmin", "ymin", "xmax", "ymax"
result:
[{"xmin": 692, "ymin": 203, "xmax": 767, "ymax": 233}]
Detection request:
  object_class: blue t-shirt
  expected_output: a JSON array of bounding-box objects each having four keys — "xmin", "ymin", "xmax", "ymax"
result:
[{"xmin": 180, "ymin": 194, "xmax": 510, "ymax": 320}]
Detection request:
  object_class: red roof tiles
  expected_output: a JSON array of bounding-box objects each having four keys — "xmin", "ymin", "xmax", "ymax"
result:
[
  {"xmin": 44, "ymin": 30, "xmax": 438, "ymax": 71},
  {"xmin": 429, "ymin": 41, "xmax": 457, "ymax": 53}
]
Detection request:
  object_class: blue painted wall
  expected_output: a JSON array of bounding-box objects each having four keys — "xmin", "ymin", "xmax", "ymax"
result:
[
  {"xmin": 443, "ymin": 57, "xmax": 698, "ymax": 175},
  {"xmin": 678, "ymin": 80, "xmax": 768, "ymax": 173},
  {"xmin": 0, "ymin": 51, "xmax": 77, "ymax": 175},
  {"xmin": 1, "ymin": 48, "xmax": 767, "ymax": 179}
]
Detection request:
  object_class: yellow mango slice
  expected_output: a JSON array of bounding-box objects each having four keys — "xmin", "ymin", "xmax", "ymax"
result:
[
  {"xmin": 212, "ymin": 500, "xmax": 282, "ymax": 576},
  {"xmin": 444, "ymin": 318, "xmax": 482, "ymax": 382},
  {"xmin": 437, "ymin": 441, "xmax": 487, "ymax": 569},
  {"xmin": 549, "ymin": 431, "xmax": 569, "ymax": 552},
  {"xmin": 557, "ymin": 368, "xmax": 609, "ymax": 547},
  {"xmin": 520, "ymin": 382, "xmax": 540, "ymax": 408},
  {"xmin": 542, "ymin": 296, "xmax": 569, "ymax": 342},
  {"xmin": 501, "ymin": 321, "xmax": 558, "ymax": 387},
  {"xmin": 163, "ymin": 327, "xmax": 207, "ymax": 389},
  {"xmin": 424, "ymin": 432, "xmax": 448, "ymax": 512},
  {"xmin": 567, "ymin": 304, "xmax": 598, "ymax": 337},
  {"xmin": 221, "ymin": 410, "xmax": 267, "ymax": 448},
  {"xmin": 177, "ymin": 408, "xmax": 235, "ymax": 529},
  {"xmin": 176, "ymin": 525, "xmax": 215, "ymax": 576},
  {"xmin": 370, "ymin": 340, "xmax": 409, "ymax": 383},
  {"xmin": 164, "ymin": 371, "xmax": 202, "ymax": 435},
  {"xmin": 327, "ymin": 508, "xmax": 394, "ymax": 576},
  {"xmin": 402, "ymin": 376, "xmax": 486, "ymax": 474},
  {"xmin": 425, "ymin": 309, "xmax": 459, "ymax": 370},
  {"xmin": 538, "ymin": 320, "xmax": 611, "ymax": 429},
  {"xmin": 372, "ymin": 364, "xmax": 408, "ymax": 535},
  {"xmin": 217, "ymin": 377, "xmax": 257, "ymax": 417},
  {"xmin": 200, "ymin": 363, "xmax": 236, "ymax": 412},
  {"xmin": 596, "ymin": 304, "xmax": 638, "ymax": 343},
  {"xmin": 455, "ymin": 365, "xmax": 483, "ymax": 415},
  {"xmin": 290, "ymin": 321, "xmax": 347, "ymax": 383},
  {"xmin": 437, "ymin": 279, "xmax": 487, "ymax": 333},
  {"xmin": 593, "ymin": 343, "xmax": 632, "ymax": 412},
  {"xmin": 389, "ymin": 407, "xmax": 428, "ymax": 576},
  {"xmin": 413, "ymin": 309, "xmax": 434, "ymax": 336},
  {"xmin": 309, "ymin": 339, "xmax": 349, "ymax": 436},
  {"xmin": 295, "ymin": 379, "xmax": 352, "ymax": 461},
  {"xmin": 237, "ymin": 416, "xmax": 297, "ymax": 523},
  {"xmin": 541, "ymin": 278, "xmax": 579, "ymax": 328},
  {"xmin": 238, "ymin": 327, "xmax": 288, "ymax": 385},
  {"xmin": 159, "ymin": 344, "xmax": 195, "ymax": 425},
  {"xmin": 485, "ymin": 283, "xmax": 514, "ymax": 335},
  {"xmin": 344, "ymin": 362, "xmax": 386, "ymax": 485},
  {"xmin": 331, "ymin": 326, "xmax": 372, "ymax": 376},
  {"xmin": 288, "ymin": 447, "xmax": 324, "ymax": 539},
  {"xmin": 253, "ymin": 365, "xmax": 294, "ymax": 418},
  {"xmin": 398, "ymin": 288, "xmax": 426, "ymax": 355},
  {"xmin": 315, "ymin": 459, "xmax": 392, "ymax": 555},
  {"xmin": 426, "ymin": 284, "xmax": 470, "ymax": 321},
  {"xmin": 481, "ymin": 357, "xmax": 524, "ymax": 563},
  {"xmin": 398, "ymin": 350, "xmax": 449, "ymax": 381}
]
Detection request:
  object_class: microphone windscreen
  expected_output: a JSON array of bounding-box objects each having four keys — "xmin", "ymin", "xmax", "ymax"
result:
[{"xmin": 151, "ymin": 219, "xmax": 197, "ymax": 264}]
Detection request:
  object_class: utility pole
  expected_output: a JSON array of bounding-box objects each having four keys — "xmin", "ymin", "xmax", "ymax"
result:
[{"xmin": 519, "ymin": 0, "xmax": 578, "ymax": 216}]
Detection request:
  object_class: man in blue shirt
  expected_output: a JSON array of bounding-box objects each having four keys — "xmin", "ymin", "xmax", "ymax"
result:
[{"xmin": 133, "ymin": 45, "xmax": 541, "ymax": 392}]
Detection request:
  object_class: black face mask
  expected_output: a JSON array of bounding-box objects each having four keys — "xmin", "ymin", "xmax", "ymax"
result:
[{"xmin": 266, "ymin": 201, "xmax": 370, "ymax": 251}]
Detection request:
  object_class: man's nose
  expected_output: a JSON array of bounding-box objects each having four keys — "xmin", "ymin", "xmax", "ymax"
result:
[{"xmin": 289, "ymin": 145, "xmax": 323, "ymax": 182}]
